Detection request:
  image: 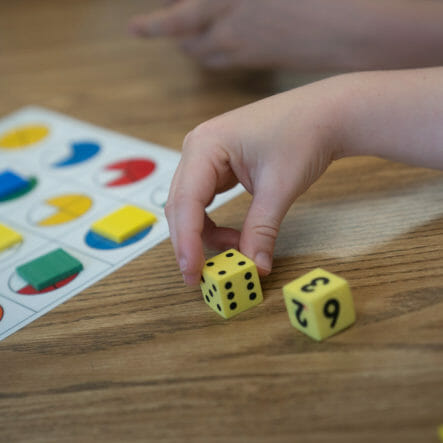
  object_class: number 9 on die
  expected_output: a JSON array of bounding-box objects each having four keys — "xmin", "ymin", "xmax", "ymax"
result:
[{"xmin": 283, "ymin": 268, "xmax": 356, "ymax": 341}]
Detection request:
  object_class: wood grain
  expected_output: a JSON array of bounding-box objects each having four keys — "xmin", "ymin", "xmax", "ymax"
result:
[{"xmin": 0, "ymin": 1, "xmax": 442, "ymax": 442}]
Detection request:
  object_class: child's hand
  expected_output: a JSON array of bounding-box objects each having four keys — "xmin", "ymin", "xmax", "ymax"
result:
[
  {"xmin": 165, "ymin": 77, "xmax": 344, "ymax": 285},
  {"xmin": 129, "ymin": 0, "xmax": 354, "ymax": 70},
  {"xmin": 165, "ymin": 67, "xmax": 443, "ymax": 285},
  {"xmin": 129, "ymin": 0, "xmax": 443, "ymax": 71}
]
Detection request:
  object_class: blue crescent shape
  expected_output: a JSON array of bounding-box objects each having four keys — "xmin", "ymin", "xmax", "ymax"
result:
[
  {"xmin": 84, "ymin": 226, "xmax": 153, "ymax": 250},
  {"xmin": 54, "ymin": 141, "xmax": 100, "ymax": 167}
]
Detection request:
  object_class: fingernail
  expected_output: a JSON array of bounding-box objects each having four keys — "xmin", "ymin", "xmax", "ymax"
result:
[
  {"xmin": 180, "ymin": 257, "xmax": 200, "ymax": 285},
  {"xmin": 182, "ymin": 272, "xmax": 201, "ymax": 286},
  {"xmin": 254, "ymin": 252, "xmax": 272, "ymax": 273}
]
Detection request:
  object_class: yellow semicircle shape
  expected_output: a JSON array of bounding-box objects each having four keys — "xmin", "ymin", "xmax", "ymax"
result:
[
  {"xmin": 0, "ymin": 125, "xmax": 49, "ymax": 149},
  {"xmin": 38, "ymin": 194, "xmax": 92, "ymax": 226},
  {"xmin": 39, "ymin": 211, "xmax": 77, "ymax": 226}
]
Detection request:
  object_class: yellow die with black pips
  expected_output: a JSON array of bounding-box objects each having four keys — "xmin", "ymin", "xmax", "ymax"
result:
[
  {"xmin": 283, "ymin": 268, "xmax": 356, "ymax": 341},
  {"xmin": 200, "ymin": 249, "xmax": 263, "ymax": 319}
]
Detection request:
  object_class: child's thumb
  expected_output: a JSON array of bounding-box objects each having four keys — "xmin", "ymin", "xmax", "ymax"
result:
[{"xmin": 239, "ymin": 188, "xmax": 291, "ymax": 276}]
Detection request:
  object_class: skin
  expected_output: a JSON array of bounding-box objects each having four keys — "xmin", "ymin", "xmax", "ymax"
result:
[
  {"xmin": 130, "ymin": 0, "xmax": 443, "ymax": 71},
  {"xmin": 165, "ymin": 67, "xmax": 443, "ymax": 285},
  {"xmin": 129, "ymin": 2, "xmax": 443, "ymax": 285}
]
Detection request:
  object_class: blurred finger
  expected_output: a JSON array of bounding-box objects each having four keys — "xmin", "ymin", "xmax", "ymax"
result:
[
  {"xmin": 201, "ymin": 52, "xmax": 235, "ymax": 69},
  {"xmin": 129, "ymin": 0, "xmax": 223, "ymax": 37},
  {"xmin": 179, "ymin": 24, "xmax": 236, "ymax": 60}
]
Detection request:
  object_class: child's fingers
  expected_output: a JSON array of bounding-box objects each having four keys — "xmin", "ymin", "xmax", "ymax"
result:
[
  {"xmin": 179, "ymin": 36, "xmax": 234, "ymax": 69},
  {"xmin": 164, "ymin": 161, "xmax": 185, "ymax": 266},
  {"xmin": 239, "ymin": 178, "xmax": 293, "ymax": 276},
  {"xmin": 179, "ymin": 34, "xmax": 217, "ymax": 59},
  {"xmin": 129, "ymin": 0, "xmax": 219, "ymax": 38},
  {"xmin": 165, "ymin": 196, "xmax": 206, "ymax": 285},
  {"xmin": 200, "ymin": 53, "xmax": 235, "ymax": 69},
  {"xmin": 179, "ymin": 21, "xmax": 237, "ymax": 57},
  {"xmin": 201, "ymin": 213, "xmax": 241, "ymax": 252},
  {"xmin": 165, "ymin": 146, "xmax": 225, "ymax": 285}
]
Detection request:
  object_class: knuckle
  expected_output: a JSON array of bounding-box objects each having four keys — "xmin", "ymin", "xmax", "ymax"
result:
[
  {"xmin": 183, "ymin": 122, "xmax": 216, "ymax": 152},
  {"xmin": 172, "ymin": 187, "xmax": 188, "ymax": 204},
  {"xmin": 169, "ymin": 181, "xmax": 194, "ymax": 208},
  {"xmin": 165, "ymin": 188, "xmax": 186, "ymax": 210},
  {"xmin": 251, "ymin": 223, "xmax": 279, "ymax": 242}
]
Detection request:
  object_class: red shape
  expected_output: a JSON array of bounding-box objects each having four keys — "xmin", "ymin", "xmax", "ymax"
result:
[
  {"xmin": 18, "ymin": 274, "xmax": 78, "ymax": 295},
  {"xmin": 0, "ymin": 305, "xmax": 3, "ymax": 321},
  {"xmin": 105, "ymin": 158, "xmax": 156, "ymax": 187}
]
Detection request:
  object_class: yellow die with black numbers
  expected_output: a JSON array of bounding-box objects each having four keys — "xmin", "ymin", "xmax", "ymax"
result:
[
  {"xmin": 283, "ymin": 268, "xmax": 355, "ymax": 341},
  {"xmin": 200, "ymin": 249, "xmax": 263, "ymax": 319}
]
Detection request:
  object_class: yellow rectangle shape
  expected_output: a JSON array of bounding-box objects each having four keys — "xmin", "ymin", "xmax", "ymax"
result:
[
  {"xmin": 0, "ymin": 223, "xmax": 22, "ymax": 251},
  {"xmin": 91, "ymin": 205, "xmax": 157, "ymax": 243}
]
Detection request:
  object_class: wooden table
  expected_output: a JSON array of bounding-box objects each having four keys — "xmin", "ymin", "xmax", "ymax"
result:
[{"xmin": 1, "ymin": 1, "xmax": 442, "ymax": 442}]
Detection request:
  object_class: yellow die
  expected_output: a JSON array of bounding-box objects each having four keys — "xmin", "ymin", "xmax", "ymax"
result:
[
  {"xmin": 200, "ymin": 249, "xmax": 263, "ymax": 319},
  {"xmin": 283, "ymin": 268, "xmax": 355, "ymax": 341}
]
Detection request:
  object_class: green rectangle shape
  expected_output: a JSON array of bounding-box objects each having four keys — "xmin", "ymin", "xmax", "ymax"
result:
[{"xmin": 17, "ymin": 248, "xmax": 83, "ymax": 291}]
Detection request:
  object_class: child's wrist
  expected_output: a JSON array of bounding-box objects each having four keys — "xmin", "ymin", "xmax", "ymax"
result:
[
  {"xmin": 324, "ymin": 72, "xmax": 374, "ymax": 161},
  {"xmin": 311, "ymin": 73, "xmax": 356, "ymax": 163}
]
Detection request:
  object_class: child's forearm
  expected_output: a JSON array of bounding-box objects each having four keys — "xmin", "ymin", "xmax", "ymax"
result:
[{"xmin": 335, "ymin": 67, "xmax": 443, "ymax": 169}]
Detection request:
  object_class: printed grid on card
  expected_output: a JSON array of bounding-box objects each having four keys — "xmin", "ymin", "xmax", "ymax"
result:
[{"xmin": 0, "ymin": 106, "xmax": 244, "ymax": 341}]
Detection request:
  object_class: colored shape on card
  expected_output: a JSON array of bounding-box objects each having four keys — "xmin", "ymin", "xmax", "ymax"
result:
[
  {"xmin": 104, "ymin": 158, "xmax": 156, "ymax": 187},
  {"xmin": 38, "ymin": 194, "xmax": 92, "ymax": 226},
  {"xmin": 16, "ymin": 248, "xmax": 83, "ymax": 291},
  {"xmin": 0, "ymin": 124, "xmax": 49, "ymax": 149},
  {"xmin": 85, "ymin": 226, "xmax": 152, "ymax": 250},
  {"xmin": 0, "ymin": 177, "xmax": 37, "ymax": 202},
  {"xmin": 0, "ymin": 170, "xmax": 30, "ymax": 199},
  {"xmin": 53, "ymin": 141, "xmax": 100, "ymax": 167},
  {"xmin": 91, "ymin": 205, "xmax": 157, "ymax": 243},
  {"xmin": 0, "ymin": 223, "xmax": 22, "ymax": 252},
  {"xmin": 17, "ymin": 274, "xmax": 78, "ymax": 295},
  {"xmin": 0, "ymin": 305, "xmax": 4, "ymax": 321}
]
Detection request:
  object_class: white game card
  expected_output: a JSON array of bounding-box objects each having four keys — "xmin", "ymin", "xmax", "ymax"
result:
[{"xmin": 0, "ymin": 106, "xmax": 244, "ymax": 341}]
